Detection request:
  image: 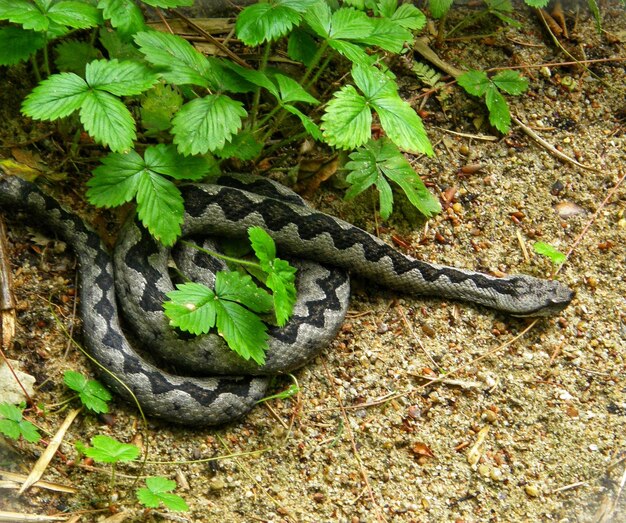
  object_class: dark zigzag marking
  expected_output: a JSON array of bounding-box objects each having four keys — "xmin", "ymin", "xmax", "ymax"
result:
[{"xmin": 182, "ymin": 185, "xmax": 518, "ymax": 297}]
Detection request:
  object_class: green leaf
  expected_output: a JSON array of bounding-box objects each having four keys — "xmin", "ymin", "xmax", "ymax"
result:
[
  {"xmin": 328, "ymin": 7, "xmax": 372, "ymax": 40},
  {"xmin": 258, "ymin": 382, "xmax": 300, "ymax": 403},
  {"xmin": 144, "ymin": 144, "xmax": 212, "ymax": 180},
  {"xmin": 221, "ymin": 62, "xmax": 278, "ymax": 97},
  {"xmin": 210, "ymin": 59, "xmax": 258, "ymax": 93},
  {"xmin": 283, "ymin": 105, "xmax": 323, "ymax": 141},
  {"xmin": 236, "ymin": 0, "xmax": 316, "ymax": 46},
  {"xmin": 140, "ymin": 83, "xmax": 183, "ymax": 135},
  {"xmin": 87, "ymin": 150, "xmax": 146, "ymax": 207},
  {"xmin": 54, "ymin": 40, "xmax": 101, "ymax": 75},
  {"xmin": 216, "ymin": 299, "xmax": 268, "ymax": 365},
  {"xmin": 345, "ymin": 138, "xmax": 440, "ymax": 219},
  {"xmin": 351, "ymin": 65, "xmax": 432, "ymax": 154},
  {"xmin": 135, "ymin": 171, "xmax": 185, "ymax": 245},
  {"xmin": 355, "ymin": 17, "xmax": 412, "ymax": 53},
  {"xmin": 249, "ymin": 227, "xmax": 297, "ymax": 326},
  {"xmin": 486, "ymin": 0, "xmax": 514, "ymax": 13},
  {"xmin": 0, "ymin": 403, "xmax": 22, "ymax": 423},
  {"xmin": 303, "ymin": 0, "xmax": 332, "ymax": 38},
  {"xmin": 457, "ymin": 70, "xmax": 490, "ymax": 97},
  {"xmin": 163, "ymin": 282, "xmax": 218, "ymax": 335},
  {"xmin": 0, "ymin": 402, "xmax": 41, "ymax": 443},
  {"xmin": 98, "ymin": 26, "xmax": 144, "ymax": 60},
  {"xmin": 142, "ymin": 0, "xmax": 193, "ymax": 7},
  {"xmin": 98, "ymin": 0, "xmax": 146, "ymax": 36},
  {"xmin": 321, "ymin": 85, "xmax": 371, "ymax": 149},
  {"xmin": 134, "ymin": 30, "xmax": 214, "ymax": 87},
  {"xmin": 0, "ymin": 418, "xmax": 20, "ymax": 440},
  {"xmin": 164, "ymin": 275, "xmax": 272, "ymax": 364},
  {"xmin": 492, "ymin": 70, "xmax": 528, "ymax": 95},
  {"xmin": 327, "ymin": 39, "xmax": 372, "ymax": 66},
  {"xmin": 137, "ymin": 477, "xmax": 189, "ymax": 511},
  {"xmin": 84, "ymin": 435, "xmax": 140, "ymax": 463},
  {"xmin": 79, "ymin": 89, "xmax": 136, "ymax": 152},
  {"xmin": 85, "ymin": 59, "xmax": 158, "ymax": 96},
  {"xmin": 87, "ymin": 146, "xmax": 210, "ymax": 220},
  {"xmin": 587, "ymin": 0, "xmax": 602, "ymax": 31},
  {"xmin": 372, "ymin": 95, "xmax": 432, "ymax": 155},
  {"xmin": 523, "ymin": 0, "xmax": 549, "ymax": 6},
  {"xmin": 19, "ymin": 419, "xmax": 42, "ymax": 443},
  {"xmin": 21, "ymin": 72, "xmax": 88, "ymax": 120},
  {"xmin": 389, "ymin": 3, "xmax": 426, "ymax": 30},
  {"xmin": 287, "ymin": 28, "xmax": 318, "ymax": 66},
  {"xmin": 215, "ymin": 130, "xmax": 264, "ymax": 160},
  {"xmin": 352, "ymin": 62, "xmax": 396, "ymax": 99},
  {"xmin": 376, "ymin": 0, "xmax": 398, "ymax": 18},
  {"xmin": 484, "ymin": 85, "xmax": 510, "ymax": 133},
  {"xmin": 428, "ymin": 0, "xmax": 453, "ymax": 19},
  {"xmin": 0, "ymin": 0, "xmax": 50, "ymax": 31},
  {"xmin": 63, "ymin": 371, "xmax": 111, "ymax": 414},
  {"xmin": 171, "ymin": 95, "xmax": 247, "ymax": 155},
  {"xmin": 0, "ymin": 27, "xmax": 46, "ymax": 66},
  {"xmin": 216, "ymin": 271, "xmax": 274, "ymax": 314},
  {"xmin": 266, "ymin": 260, "xmax": 297, "ymax": 326},
  {"xmin": 379, "ymin": 156, "xmax": 441, "ymax": 219},
  {"xmin": 48, "ymin": 1, "xmax": 101, "ymax": 29},
  {"xmin": 345, "ymin": 141, "xmax": 393, "ymax": 218},
  {"xmin": 489, "ymin": 8, "xmax": 521, "ymax": 28},
  {"xmin": 274, "ymin": 74, "xmax": 319, "ymax": 104},
  {"xmin": 533, "ymin": 242, "xmax": 566, "ymax": 265},
  {"xmin": 249, "ymin": 226, "xmax": 276, "ymax": 263}
]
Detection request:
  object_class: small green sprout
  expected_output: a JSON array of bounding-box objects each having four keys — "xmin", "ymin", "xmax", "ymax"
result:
[
  {"xmin": 137, "ymin": 477, "xmax": 189, "ymax": 512},
  {"xmin": 0, "ymin": 402, "xmax": 41, "ymax": 443},
  {"xmin": 533, "ymin": 242, "xmax": 567, "ymax": 265},
  {"xmin": 64, "ymin": 371, "xmax": 111, "ymax": 414}
]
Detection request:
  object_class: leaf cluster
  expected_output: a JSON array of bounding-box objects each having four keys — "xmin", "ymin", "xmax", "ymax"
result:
[
  {"xmin": 163, "ymin": 227, "xmax": 297, "ymax": 365},
  {"xmin": 77, "ymin": 435, "xmax": 189, "ymax": 511},
  {"xmin": 5, "ymin": 0, "xmax": 439, "ymax": 246},
  {"xmin": 0, "ymin": 402, "xmax": 41, "ymax": 443},
  {"xmin": 457, "ymin": 70, "xmax": 528, "ymax": 133},
  {"xmin": 63, "ymin": 370, "xmax": 112, "ymax": 414}
]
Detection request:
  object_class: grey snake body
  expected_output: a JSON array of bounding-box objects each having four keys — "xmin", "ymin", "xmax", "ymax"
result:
[{"xmin": 0, "ymin": 173, "xmax": 574, "ymax": 425}]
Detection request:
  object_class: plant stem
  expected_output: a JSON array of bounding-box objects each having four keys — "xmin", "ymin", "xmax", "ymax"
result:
[
  {"xmin": 110, "ymin": 463, "xmax": 116, "ymax": 489},
  {"xmin": 69, "ymin": 126, "xmax": 83, "ymax": 157},
  {"xmin": 179, "ymin": 240, "xmax": 262, "ymax": 271},
  {"xmin": 300, "ymin": 40, "xmax": 329, "ymax": 86},
  {"xmin": 446, "ymin": 9, "xmax": 489, "ymax": 38},
  {"xmin": 250, "ymin": 42, "xmax": 272, "ymax": 128},
  {"xmin": 256, "ymin": 42, "xmax": 333, "ymax": 150},
  {"xmin": 30, "ymin": 55, "xmax": 41, "ymax": 83},
  {"xmin": 260, "ymin": 130, "xmax": 310, "ymax": 159},
  {"xmin": 304, "ymin": 52, "xmax": 333, "ymax": 90},
  {"xmin": 42, "ymin": 38, "xmax": 51, "ymax": 77}
]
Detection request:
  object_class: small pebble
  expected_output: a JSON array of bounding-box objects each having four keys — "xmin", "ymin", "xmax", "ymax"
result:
[
  {"xmin": 490, "ymin": 467, "xmax": 504, "ymax": 481},
  {"xmin": 312, "ymin": 492, "xmax": 325, "ymax": 503},
  {"xmin": 482, "ymin": 410, "xmax": 498, "ymax": 423},
  {"xmin": 209, "ymin": 478, "xmax": 226, "ymax": 491},
  {"xmin": 525, "ymin": 484, "xmax": 541, "ymax": 497}
]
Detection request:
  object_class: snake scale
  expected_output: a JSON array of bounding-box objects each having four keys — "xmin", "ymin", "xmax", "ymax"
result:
[{"xmin": 0, "ymin": 173, "xmax": 574, "ymax": 425}]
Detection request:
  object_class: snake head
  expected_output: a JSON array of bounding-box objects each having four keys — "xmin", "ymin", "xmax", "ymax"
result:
[{"xmin": 509, "ymin": 276, "xmax": 575, "ymax": 317}]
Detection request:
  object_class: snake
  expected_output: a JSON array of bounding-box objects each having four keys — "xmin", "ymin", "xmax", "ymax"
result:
[{"xmin": 0, "ymin": 173, "xmax": 574, "ymax": 425}]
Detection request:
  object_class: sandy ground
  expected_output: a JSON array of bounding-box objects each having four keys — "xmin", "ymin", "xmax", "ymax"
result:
[{"xmin": 1, "ymin": 3, "xmax": 625, "ymax": 522}]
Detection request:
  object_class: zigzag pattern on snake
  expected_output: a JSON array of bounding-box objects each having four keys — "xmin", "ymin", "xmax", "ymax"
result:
[{"xmin": 0, "ymin": 173, "xmax": 574, "ymax": 425}]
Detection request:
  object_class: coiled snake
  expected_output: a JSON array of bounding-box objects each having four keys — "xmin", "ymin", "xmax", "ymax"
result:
[{"xmin": 0, "ymin": 173, "xmax": 574, "ymax": 425}]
